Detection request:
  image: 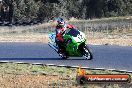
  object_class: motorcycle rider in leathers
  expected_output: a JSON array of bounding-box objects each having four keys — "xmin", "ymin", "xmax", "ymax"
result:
[{"xmin": 55, "ymin": 18, "xmax": 75, "ymax": 55}]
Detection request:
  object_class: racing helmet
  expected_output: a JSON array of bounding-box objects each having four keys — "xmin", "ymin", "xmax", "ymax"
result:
[{"xmin": 57, "ymin": 18, "xmax": 65, "ymax": 27}]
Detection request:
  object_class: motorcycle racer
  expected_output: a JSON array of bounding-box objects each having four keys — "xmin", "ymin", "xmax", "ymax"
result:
[
  {"xmin": 55, "ymin": 18, "xmax": 75, "ymax": 55},
  {"xmin": 48, "ymin": 21, "xmax": 93, "ymax": 59}
]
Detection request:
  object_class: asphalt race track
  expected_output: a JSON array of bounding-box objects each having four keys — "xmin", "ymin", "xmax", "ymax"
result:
[{"xmin": 0, "ymin": 42, "xmax": 132, "ymax": 71}]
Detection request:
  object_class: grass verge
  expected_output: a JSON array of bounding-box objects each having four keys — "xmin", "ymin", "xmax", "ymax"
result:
[
  {"xmin": 0, "ymin": 62, "xmax": 131, "ymax": 88},
  {"xmin": 0, "ymin": 32, "xmax": 132, "ymax": 46}
]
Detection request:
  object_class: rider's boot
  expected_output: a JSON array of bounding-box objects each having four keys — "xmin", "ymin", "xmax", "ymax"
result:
[{"xmin": 58, "ymin": 48, "xmax": 63, "ymax": 56}]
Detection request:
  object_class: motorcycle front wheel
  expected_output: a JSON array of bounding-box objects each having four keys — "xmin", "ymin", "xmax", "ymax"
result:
[{"xmin": 83, "ymin": 45, "xmax": 93, "ymax": 60}]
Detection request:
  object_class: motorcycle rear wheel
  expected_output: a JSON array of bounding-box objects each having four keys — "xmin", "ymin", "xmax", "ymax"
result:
[{"xmin": 59, "ymin": 53, "xmax": 68, "ymax": 59}]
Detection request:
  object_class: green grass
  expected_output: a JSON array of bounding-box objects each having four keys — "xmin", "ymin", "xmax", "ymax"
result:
[
  {"xmin": 0, "ymin": 62, "xmax": 132, "ymax": 88},
  {"xmin": 0, "ymin": 62, "xmax": 131, "ymax": 78}
]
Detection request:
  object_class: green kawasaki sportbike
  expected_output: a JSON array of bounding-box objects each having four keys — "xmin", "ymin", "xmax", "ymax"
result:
[{"xmin": 48, "ymin": 28, "xmax": 93, "ymax": 60}]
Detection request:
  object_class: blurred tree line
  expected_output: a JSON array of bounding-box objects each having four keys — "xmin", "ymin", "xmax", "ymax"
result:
[{"xmin": 0, "ymin": 0, "xmax": 132, "ymax": 23}]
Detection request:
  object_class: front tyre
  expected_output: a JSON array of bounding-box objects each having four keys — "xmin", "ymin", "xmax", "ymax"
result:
[{"xmin": 83, "ymin": 45, "xmax": 93, "ymax": 60}]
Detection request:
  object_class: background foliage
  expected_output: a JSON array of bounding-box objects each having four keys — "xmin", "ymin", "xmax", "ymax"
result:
[{"xmin": 3, "ymin": 0, "xmax": 132, "ymax": 22}]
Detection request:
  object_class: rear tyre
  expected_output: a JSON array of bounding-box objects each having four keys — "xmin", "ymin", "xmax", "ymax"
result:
[
  {"xmin": 58, "ymin": 49, "xmax": 68, "ymax": 59},
  {"xmin": 59, "ymin": 53, "xmax": 68, "ymax": 59},
  {"xmin": 83, "ymin": 45, "xmax": 93, "ymax": 60}
]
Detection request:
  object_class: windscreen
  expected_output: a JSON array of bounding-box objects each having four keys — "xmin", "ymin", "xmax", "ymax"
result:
[{"xmin": 66, "ymin": 29, "xmax": 80, "ymax": 37}]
